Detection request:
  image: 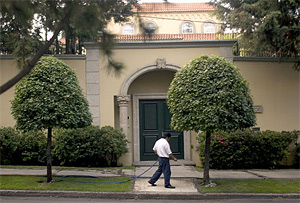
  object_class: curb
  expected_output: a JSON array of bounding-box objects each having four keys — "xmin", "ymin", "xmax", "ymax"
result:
[
  {"xmin": 0, "ymin": 190, "xmax": 135, "ymax": 199},
  {"xmin": 1, "ymin": 190, "xmax": 299, "ymax": 200}
]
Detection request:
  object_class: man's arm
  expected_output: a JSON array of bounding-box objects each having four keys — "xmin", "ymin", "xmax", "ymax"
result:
[{"xmin": 169, "ymin": 153, "xmax": 177, "ymax": 161}]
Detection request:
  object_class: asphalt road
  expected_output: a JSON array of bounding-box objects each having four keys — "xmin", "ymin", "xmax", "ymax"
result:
[{"xmin": 0, "ymin": 197, "xmax": 299, "ymax": 203}]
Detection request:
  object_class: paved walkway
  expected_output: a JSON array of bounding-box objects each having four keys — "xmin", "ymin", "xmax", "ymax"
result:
[
  {"xmin": 134, "ymin": 165, "xmax": 300, "ymax": 194},
  {"xmin": 1, "ymin": 165, "xmax": 300, "ymax": 194}
]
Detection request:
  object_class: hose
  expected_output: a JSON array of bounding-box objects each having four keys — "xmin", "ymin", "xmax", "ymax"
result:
[{"xmin": 60, "ymin": 159, "xmax": 159, "ymax": 183}]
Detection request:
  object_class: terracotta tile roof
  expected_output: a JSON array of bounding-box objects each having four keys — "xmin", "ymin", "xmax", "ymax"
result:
[
  {"xmin": 134, "ymin": 3, "xmax": 215, "ymax": 13},
  {"xmin": 115, "ymin": 33, "xmax": 237, "ymax": 41}
]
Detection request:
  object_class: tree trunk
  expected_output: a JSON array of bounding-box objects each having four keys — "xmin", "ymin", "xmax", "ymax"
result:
[
  {"xmin": 78, "ymin": 38, "xmax": 82, "ymax": 55},
  {"xmin": 203, "ymin": 131, "xmax": 211, "ymax": 185},
  {"xmin": 55, "ymin": 36, "xmax": 60, "ymax": 55},
  {"xmin": 71, "ymin": 36, "xmax": 76, "ymax": 54},
  {"xmin": 46, "ymin": 127, "xmax": 53, "ymax": 183},
  {"xmin": 65, "ymin": 31, "xmax": 70, "ymax": 54}
]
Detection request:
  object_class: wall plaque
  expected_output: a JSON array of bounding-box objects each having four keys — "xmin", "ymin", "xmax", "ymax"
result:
[{"xmin": 254, "ymin": 105, "xmax": 263, "ymax": 113}]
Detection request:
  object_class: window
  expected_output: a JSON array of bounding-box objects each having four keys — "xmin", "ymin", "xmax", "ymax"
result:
[
  {"xmin": 145, "ymin": 21, "xmax": 157, "ymax": 34},
  {"xmin": 181, "ymin": 22, "xmax": 194, "ymax": 34},
  {"xmin": 122, "ymin": 23, "xmax": 135, "ymax": 35},
  {"xmin": 203, "ymin": 22, "xmax": 216, "ymax": 33}
]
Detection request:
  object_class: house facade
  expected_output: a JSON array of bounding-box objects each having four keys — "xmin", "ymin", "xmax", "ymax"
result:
[
  {"xmin": 107, "ymin": 3, "xmax": 220, "ymax": 36},
  {"xmin": 1, "ymin": 3, "xmax": 299, "ymax": 166}
]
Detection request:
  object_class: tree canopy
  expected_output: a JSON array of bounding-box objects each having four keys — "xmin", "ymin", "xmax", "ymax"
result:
[
  {"xmin": 11, "ymin": 56, "xmax": 92, "ymax": 131},
  {"xmin": 0, "ymin": 0, "xmax": 138, "ymax": 94},
  {"xmin": 167, "ymin": 55, "xmax": 256, "ymax": 133},
  {"xmin": 211, "ymin": 0, "xmax": 300, "ymax": 69}
]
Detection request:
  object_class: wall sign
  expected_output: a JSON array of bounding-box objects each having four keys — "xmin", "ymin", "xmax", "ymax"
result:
[{"xmin": 254, "ymin": 105, "xmax": 263, "ymax": 113}]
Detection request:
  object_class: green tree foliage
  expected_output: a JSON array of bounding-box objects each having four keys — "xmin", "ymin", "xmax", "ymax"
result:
[
  {"xmin": 53, "ymin": 126, "xmax": 128, "ymax": 167},
  {"xmin": 18, "ymin": 130, "xmax": 47, "ymax": 165},
  {"xmin": 0, "ymin": 127, "xmax": 20, "ymax": 165},
  {"xmin": 11, "ymin": 56, "xmax": 92, "ymax": 130},
  {"xmin": 0, "ymin": 127, "xmax": 47, "ymax": 165},
  {"xmin": 211, "ymin": 0, "xmax": 300, "ymax": 69},
  {"xmin": 197, "ymin": 130, "xmax": 299, "ymax": 169},
  {"xmin": 11, "ymin": 56, "xmax": 92, "ymax": 182},
  {"xmin": 0, "ymin": 0, "xmax": 138, "ymax": 94},
  {"xmin": 168, "ymin": 55, "xmax": 256, "ymax": 132},
  {"xmin": 167, "ymin": 55, "xmax": 256, "ymax": 185}
]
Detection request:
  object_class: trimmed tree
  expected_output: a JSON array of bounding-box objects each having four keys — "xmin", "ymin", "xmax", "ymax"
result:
[
  {"xmin": 167, "ymin": 55, "xmax": 256, "ymax": 185},
  {"xmin": 11, "ymin": 56, "xmax": 92, "ymax": 182}
]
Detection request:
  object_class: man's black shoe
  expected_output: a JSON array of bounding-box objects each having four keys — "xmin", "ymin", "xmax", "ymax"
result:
[
  {"xmin": 165, "ymin": 185, "xmax": 175, "ymax": 189},
  {"xmin": 148, "ymin": 181, "xmax": 157, "ymax": 186}
]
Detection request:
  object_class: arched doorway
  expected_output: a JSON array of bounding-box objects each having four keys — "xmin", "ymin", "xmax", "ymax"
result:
[{"xmin": 118, "ymin": 59, "xmax": 191, "ymax": 163}]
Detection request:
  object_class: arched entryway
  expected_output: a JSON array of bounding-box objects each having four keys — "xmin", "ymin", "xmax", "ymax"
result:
[{"xmin": 117, "ymin": 59, "xmax": 191, "ymax": 164}]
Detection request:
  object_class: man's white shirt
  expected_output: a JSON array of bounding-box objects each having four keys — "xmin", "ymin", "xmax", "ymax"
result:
[{"xmin": 153, "ymin": 138, "xmax": 172, "ymax": 158}]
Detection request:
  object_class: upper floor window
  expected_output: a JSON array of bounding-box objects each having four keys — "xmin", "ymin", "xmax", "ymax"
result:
[
  {"xmin": 203, "ymin": 22, "xmax": 216, "ymax": 33},
  {"xmin": 144, "ymin": 21, "xmax": 157, "ymax": 34},
  {"xmin": 181, "ymin": 22, "xmax": 194, "ymax": 34},
  {"xmin": 122, "ymin": 23, "xmax": 135, "ymax": 35}
]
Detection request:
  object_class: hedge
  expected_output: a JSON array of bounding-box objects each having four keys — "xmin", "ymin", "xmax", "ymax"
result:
[
  {"xmin": 197, "ymin": 129, "xmax": 300, "ymax": 169},
  {"xmin": 0, "ymin": 126, "xmax": 128, "ymax": 167},
  {"xmin": 0, "ymin": 127, "xmax": 20, "ymax": 165},
  {"xmin": 0, "ymin": 127, "xmax": 46, "ymax": 165},
  {"xmin": 53, "ymin": 126, "xmax": 128, "ymax": 167}
]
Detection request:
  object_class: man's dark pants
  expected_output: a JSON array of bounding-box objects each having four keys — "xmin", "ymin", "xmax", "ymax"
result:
[{"xmin": 149, "ymin": 157, "xmax": 171, "ymax": 187}]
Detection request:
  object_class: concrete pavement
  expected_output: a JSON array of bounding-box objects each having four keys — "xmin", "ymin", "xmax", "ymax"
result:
[
  {"xmin": 134, "ymin": 164, "xmax": 300, "ymax": 194},
  {"xmin": 0, "ymin": 165, "xmax": 299, "ymax": 200}
]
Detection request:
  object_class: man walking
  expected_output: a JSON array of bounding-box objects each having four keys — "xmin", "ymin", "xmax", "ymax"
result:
[{"xmin": 148, "ymin": 132, "xmax": 177, "ymax": 189}]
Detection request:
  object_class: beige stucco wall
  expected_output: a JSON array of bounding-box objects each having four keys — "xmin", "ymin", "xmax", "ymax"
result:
[
  {"xmin": 98, "ymin": 46, "xmax": 300, "ymax": 166},
  {"xmin": 1, "ymin": 48, "xmax": 299, "ymax": 167},
  {"xmin": 99, "ymin": 47, "xmax": 220, "ymax": 127},
  {"xmin": 128, "ymin": 70, "xmax": 175, "ymax": 94},
  {"xmin": 0, "ymin": 59, "xmax": 19, "ymax": 127},
  {"xmin": 107, "ymin": 11, "xmax": 219, "ymax": 35},
  {"xmin": 234, "ymin": 60, "xmax": 300, "ymax": 131},
  {"xmin": 0, "ymin": 57, "xmax": 86, "ymax": 128}
]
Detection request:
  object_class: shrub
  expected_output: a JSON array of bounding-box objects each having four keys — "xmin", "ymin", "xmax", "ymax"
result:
[
  {"xmin": 197, "ymin": 129, "xmax": 299, "ymax": 169},
  {"xmin": 53, "ymin": 126, "xmax": 128, "ymax": 167},
  {"xmin": 0, "ymin": 127, "xmax": 20, "ymax": 165},
  {"xmin": 18, "ymin": 131, "xmax": 47, "ymax": 165},
  {"xmin": 0, "ymin": 127, "xmax": 47, "ymax": 165},
  {"xmin": 295, "ymin": 143, "xmax": 300, "ymax": 168},
  {"xmin": 99, "ymin": 126, "xmax": 128, "ymax": 166}
]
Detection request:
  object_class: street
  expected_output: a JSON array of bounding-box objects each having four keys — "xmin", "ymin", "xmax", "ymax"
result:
[{"xmin": 0, "ymin": 197, "xmax": 299, "ymax": 203}]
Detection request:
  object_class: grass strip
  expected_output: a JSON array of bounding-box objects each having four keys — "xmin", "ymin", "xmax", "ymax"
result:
[
  {"xmin": 199, "ymin": 179, "xmax": 300, "ymax": 193},
  {"xmin": 0, "ymin": 176, "xmax": 132, "ymax": 192},
  {"xmin": 0, "ymin": 165, "xmax": 135, "ymax": 170}
]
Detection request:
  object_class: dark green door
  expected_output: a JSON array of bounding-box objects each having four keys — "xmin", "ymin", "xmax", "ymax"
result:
[{"xmin": 139, "ymin": 99, "xmax": 184, "ymax": 161}]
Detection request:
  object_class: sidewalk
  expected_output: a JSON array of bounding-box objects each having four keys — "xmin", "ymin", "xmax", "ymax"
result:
[
  {"xmin": 0, "ymin": 165, "xmax": 300, "ymax": 200},
  {"xmin": 134, "ymin": 165, "xmax": 300, "ymax": 194}
]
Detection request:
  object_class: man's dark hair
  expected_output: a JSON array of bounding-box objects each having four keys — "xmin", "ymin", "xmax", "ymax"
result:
[{"xmin": 163, "ymin": 132, "xmax": 171, "ymax": 138}]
